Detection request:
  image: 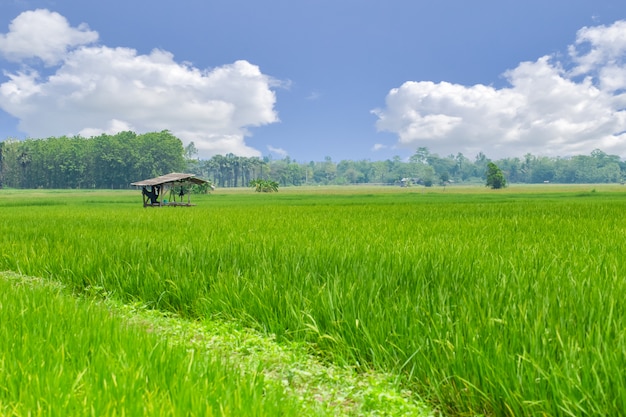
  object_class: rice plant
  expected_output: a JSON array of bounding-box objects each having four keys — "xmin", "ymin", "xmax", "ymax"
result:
[
  {"xmin": 1, "ymin": 187, "xmax": 625, "ymax": 415},
  {"xmin": 0, "ymin": 273, "xmax": 305, "ymax": 416}
]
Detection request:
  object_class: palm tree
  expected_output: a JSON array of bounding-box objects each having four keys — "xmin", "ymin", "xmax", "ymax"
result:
[{"xmin": 226, "ymin": 153, "xmax": 239, "ymax": 187}]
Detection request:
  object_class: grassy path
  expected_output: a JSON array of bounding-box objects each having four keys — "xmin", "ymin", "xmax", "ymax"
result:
[{"xmin": 1, "ymin": 272, "xmax": 432, "ymax": 416}]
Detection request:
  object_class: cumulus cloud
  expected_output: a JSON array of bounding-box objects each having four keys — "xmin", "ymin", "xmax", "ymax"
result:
[
  {"xmin": 374, "ymin": 20, "xmax": 626, "ymax": 159},
  {"xmin": 0, "ymin": 9, "xmax": 278, "ymax": 158},
  {"xmin": 0, "ymin": 9, "xmax": 98, "ymax": 65},
  {"xmin": 569, "ymin": 20, "xmax": 626, "ymax": 86}
]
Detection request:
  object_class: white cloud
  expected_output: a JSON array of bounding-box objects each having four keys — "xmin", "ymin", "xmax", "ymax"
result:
[
  {"xmin": 79, "ymin": 119, "xmax": 135, "ymax": 138},
  {"xmin": 374, "ymin": 20, "xmax": 626, "ymax": 159},
  {"xmin": 0, "ymin": 9, "xmax": 279, "ymax": 158},
  {"xmin": 0, "ymin": 9, "xmax": 98, "ymax": 65},
  {"xmin": 371, "ymin": 143, "xmax": 387, "ymax": 151},
  {"xmin": 267, "ymin": 145, "xmax": 288, "ymax": 157},
  {"xmin": 569, "ymin": 20, "xmax": 626, "ymax": 80}
]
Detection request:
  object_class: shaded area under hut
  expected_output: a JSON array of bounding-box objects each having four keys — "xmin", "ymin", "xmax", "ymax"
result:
[{"xmin": 131, "ymin": 173, "xmax": 209, "ymax": 207}]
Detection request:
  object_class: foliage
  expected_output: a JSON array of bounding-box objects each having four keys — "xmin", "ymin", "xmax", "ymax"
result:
[
  {"xmin": 2, "ymin": 188, "xmax": 626, "ymax": 415},
  {"xmin": 485, "ymin": 161, "xmax": 507, "ymax": 189},
  {"xmin": 190, "ymin": 182, "xmax": 215, "ymax": 194},
  {"xmin": 249, "ymin": 178, "xmax": 279, "ymax": 192},
  {"xmin": 0, "ymin": 131, "xmax": 186, "ymax": 189},
  {"xmin": 189, "ymin": 148, "xmax": 626, "ymax": 189},
  {"xmin": 1, "ymin": 134, "xmax": 625, "ymax": 190}
]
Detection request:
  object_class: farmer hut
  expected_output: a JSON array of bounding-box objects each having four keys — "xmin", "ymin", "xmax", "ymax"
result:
[{"xmin": 131, "ymin": 173, "xmax": 210, "ymax": 207}]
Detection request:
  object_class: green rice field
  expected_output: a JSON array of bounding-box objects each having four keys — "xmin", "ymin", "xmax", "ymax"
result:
[
  {"xmin": 0, "ymin": 272, "xmax": 306, "ymax": 416},
  {"xmin": 1, "ymin": 185, "xmax": 626, "ymax": 416}
]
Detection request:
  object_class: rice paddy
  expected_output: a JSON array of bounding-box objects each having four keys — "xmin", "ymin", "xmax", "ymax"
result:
[
  {"xmin": 0, "ymin": 272, "xmax": 305, "ymax": 416},
  {"xmin": 1, "ymin": 185, "xmax": 625, "ymax": 415}
]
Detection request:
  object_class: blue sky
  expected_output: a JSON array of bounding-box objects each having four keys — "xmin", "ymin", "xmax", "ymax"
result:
[{"xmin": 1, "ymin": 0, "xmax": 626, "ymax": 162}]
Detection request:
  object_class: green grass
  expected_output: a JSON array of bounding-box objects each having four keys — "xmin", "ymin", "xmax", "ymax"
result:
[
  {"xmin": 0, "ymin": 273, "xmax": 304, "ymax": 416},
  {"xmin": 1, "ymin": 186, "xmax": 626, "ymax": 415},
  {"xmin": 0, "ymin": 272, "xmax": 428, "ymax": 416}
]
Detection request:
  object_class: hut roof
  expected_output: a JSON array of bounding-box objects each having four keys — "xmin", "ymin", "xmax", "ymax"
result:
[{"xmin": 131, "ymin": 172, "xmax": 208, "ymax": 187}]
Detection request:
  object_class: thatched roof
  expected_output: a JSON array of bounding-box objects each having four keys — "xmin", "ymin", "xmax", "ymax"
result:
[{"xmin": 131, "ymin": 173, "xmax": 208, "ymax": 187}]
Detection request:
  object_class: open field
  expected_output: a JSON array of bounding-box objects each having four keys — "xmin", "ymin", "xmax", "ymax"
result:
[{"xmin": 1, "ymin": 185, "xmax": 626, "ymax": 415}]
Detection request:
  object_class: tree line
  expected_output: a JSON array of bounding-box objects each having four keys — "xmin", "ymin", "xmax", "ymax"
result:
[
  {"xmin": 1, "ymin": 132, "xmax": 625, "ymax": 189},
  {"xmin": 190, "ymin": 147, "xmax": 626, "ymax": 187},
  {"xmin": 0, "ymin": 131, "xmax": 185, "ymax": 189}
]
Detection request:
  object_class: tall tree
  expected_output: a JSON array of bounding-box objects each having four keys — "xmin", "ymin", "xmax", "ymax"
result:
[{"xmin": 486, "ymin": 162, "xmax": 507, "ymax": 189}]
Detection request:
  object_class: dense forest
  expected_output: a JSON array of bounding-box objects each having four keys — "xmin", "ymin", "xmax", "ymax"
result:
[
  {"xmin": 0, "ymin": 131, "xmax": 185, "ymax": 189},
  {"xmin": 1, "ymin": 132, "xmax": 625, "ymax": 189}
]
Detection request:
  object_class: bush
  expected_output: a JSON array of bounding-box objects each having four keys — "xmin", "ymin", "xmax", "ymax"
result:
[{"xmin": 249, "ymin": 179, "xmax": 279, "ymax": 192}]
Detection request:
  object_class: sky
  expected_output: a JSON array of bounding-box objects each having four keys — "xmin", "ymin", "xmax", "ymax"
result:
[{"xmin": 1, "ymin": 0, "xmax": 626, "ymax": 162}]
